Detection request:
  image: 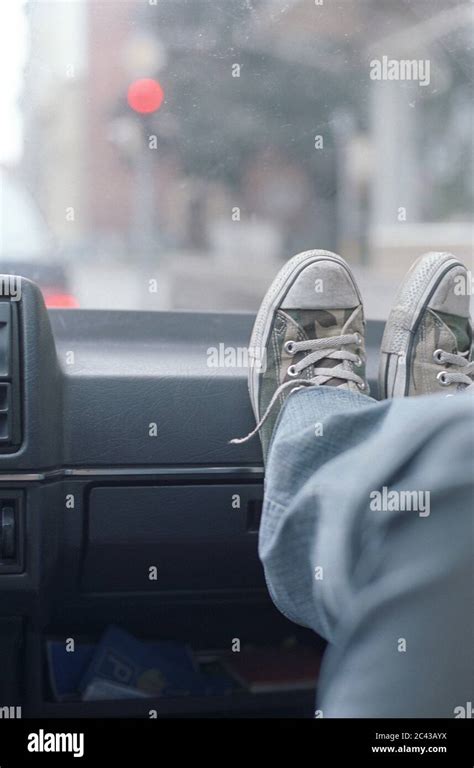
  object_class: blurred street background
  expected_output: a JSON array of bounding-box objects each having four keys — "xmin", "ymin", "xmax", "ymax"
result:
[{"xmin": 1, "ymin": 0, "xmax": 473, "ymax": 316}]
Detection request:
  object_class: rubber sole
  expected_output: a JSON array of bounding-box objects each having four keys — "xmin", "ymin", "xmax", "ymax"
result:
[{"xmin": 379, "ymin": 252, "xmax": 463, "ymax": 398}]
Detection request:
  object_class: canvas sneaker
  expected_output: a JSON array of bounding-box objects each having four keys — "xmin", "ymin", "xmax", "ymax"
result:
[
  {"xmin": 379, "ymin": 252, "xmax": 473, "ymax": 398},
  {"xmin": 231, "ymin": 250, "xmax": 369, "ymax": 461}
]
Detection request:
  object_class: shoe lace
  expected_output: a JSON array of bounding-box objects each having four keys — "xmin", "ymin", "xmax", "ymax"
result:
[
  {"xmin": 433, "ymin": 349, "xmax": 474, "ymax": 390},
  {"xmin": 230, "ymin": 332, "xmax": 365, "ymax": 445}
]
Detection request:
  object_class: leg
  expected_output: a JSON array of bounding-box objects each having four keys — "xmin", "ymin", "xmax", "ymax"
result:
[
  {"xmin": 260, "ymin": 387, "xmax": 473, "ymax": 717},
  {"xmin": 232, "ymin": 249, "xmax": 473, "ymax": 717}
]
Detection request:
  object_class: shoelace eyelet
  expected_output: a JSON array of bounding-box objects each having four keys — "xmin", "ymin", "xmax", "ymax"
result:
[
  {"xmin": 354, "ymin": 333, "xmax": 363, "ymax": 346},
  {"xmin": 287, "ymin": 365, "xmax": 298, "ymax": 377},
  {"xmin": 433, "ymin": 349, "xmax": 444, "ymax": 364},
  {"xmin": 354, "ymin": 355, "xmax": 362, "ymax": 367},
  {"xmin": 357, "ymin": 381, "xmax": 367, "ymax": 391},
  {"xmin": 437, "ymin": 371, "xmax": 450, "ymax": 387},
  {"xmin": 284, "ymin": 340, "xmax": 296, "ymax": 355}
]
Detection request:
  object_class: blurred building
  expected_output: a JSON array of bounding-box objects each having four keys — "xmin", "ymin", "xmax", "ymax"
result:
[
  {"xmin": 19, "ymin": 0, "xmax": 473, "ymax": 311},
  {"xmin": 21, "ymin": 0, "xmax": 88, "ymax": 249},
  {"xmin": 22, "ymin": 0, "xmax": 136, "ymax": 255},
  {"xmin": 243, "ymin": 0, "xmax": 473, "ymax": 273}
]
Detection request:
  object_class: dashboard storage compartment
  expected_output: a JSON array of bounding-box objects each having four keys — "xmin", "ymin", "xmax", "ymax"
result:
[
  {"xmin": 82, "ymin": 484, "xmax": 265, "ymax": 593},
  {"xmin": 36, "ymin": 610, "xmax": 324, "ymax": 718}
]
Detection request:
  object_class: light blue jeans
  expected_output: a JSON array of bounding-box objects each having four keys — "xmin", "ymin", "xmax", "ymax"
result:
[{"xmin": 259, "ymin": 387, "xmax": 473, "ymax": 717}]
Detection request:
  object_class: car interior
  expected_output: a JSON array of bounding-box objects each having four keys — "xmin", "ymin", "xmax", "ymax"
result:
[
  {"xmin": 0, "ymin": 276, "xmax": 386, "ymax": 716},
  {"xmin": 0, "ymin": 0, "xmax": 471, "ymax": 724}
]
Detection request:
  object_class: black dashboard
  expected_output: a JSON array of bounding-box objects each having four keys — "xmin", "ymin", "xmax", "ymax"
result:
[{"xmin": 0, "ymin": 277, "xmax": 384, "ymax": 717}]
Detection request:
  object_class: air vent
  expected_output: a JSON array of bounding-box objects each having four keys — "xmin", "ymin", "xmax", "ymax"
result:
[
  {"xmin": 0, "ymin": 383, "xmax": 12, "ymax": 443},
  {"xmin": 0, "ymin": 492, "xmax": 23, "ymax": 574},
  {"xmin": 0, "ymin": 299, "xmax": 21, "ymax": 450}
]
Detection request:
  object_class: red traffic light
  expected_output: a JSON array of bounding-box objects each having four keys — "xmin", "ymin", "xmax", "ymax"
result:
[{"xmin": 127, "ymin": 78, "xmax": 164, "ymax": 114}]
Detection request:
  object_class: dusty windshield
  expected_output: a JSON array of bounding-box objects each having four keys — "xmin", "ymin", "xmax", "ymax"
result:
[{"xmin": 1, "ymin": 0, "xmax": 472, "ymax": 314}]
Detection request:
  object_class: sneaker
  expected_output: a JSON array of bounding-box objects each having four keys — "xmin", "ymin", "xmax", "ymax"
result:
[
  {"xmin": 231, "ymin": 250, "xmax": 369, "ymax": 461},
  {"xmin": 379, "ymin": 252, "xmax": 473, "ymax": 398}
]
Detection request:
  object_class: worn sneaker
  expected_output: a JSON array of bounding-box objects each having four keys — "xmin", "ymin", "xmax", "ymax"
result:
[
  {"xmin": 231, "ymin": 250, "xmax": 369, "ymax": 461},
  {"xmin": 379, "ymin": 252, "xmax": 473, "ymax": 398}
]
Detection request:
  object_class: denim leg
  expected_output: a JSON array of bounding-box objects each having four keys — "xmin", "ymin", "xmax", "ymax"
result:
[
  {"xmin": 259, "ymin": 387, "xmax": 473, "ymax": 716},
  {"xmin": 259, "ymin": 386, "xmax": 384, "ymax": 638}
]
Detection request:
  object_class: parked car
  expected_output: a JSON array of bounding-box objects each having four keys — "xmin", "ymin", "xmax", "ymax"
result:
[{"xmin": 0, "ymin": 168, "xmax": 77, "ymax": 307}]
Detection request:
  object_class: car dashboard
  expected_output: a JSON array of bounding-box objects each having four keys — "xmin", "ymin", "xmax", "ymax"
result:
[{"xmin": 0, "ymin": 277, "xmax": 384, "ymax": 717}]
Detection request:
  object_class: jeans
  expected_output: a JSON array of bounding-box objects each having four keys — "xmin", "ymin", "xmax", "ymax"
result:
[{"xmin": 259, "ymin": 387, "xmax": 474, "ymax": 717}]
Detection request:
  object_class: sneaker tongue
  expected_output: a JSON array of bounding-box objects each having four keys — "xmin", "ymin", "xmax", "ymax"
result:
[
  {"xmin": 437, "ymin": 311, "xmax": 472, "ymax": 354},
  {"xmin": 285, "ymin": 308, "xmax": 353, "ymax": 386}
]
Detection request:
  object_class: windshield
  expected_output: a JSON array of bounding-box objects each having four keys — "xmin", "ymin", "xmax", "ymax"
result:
[{"xmin": 1, "ymin": 0, "xmax": 472, "ymax": 314}]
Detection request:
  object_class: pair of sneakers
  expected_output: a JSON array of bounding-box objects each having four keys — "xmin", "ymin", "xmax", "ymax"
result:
[{"xmin": 232, "ymin": 251, "xmax": 473, "ymax": 461}]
